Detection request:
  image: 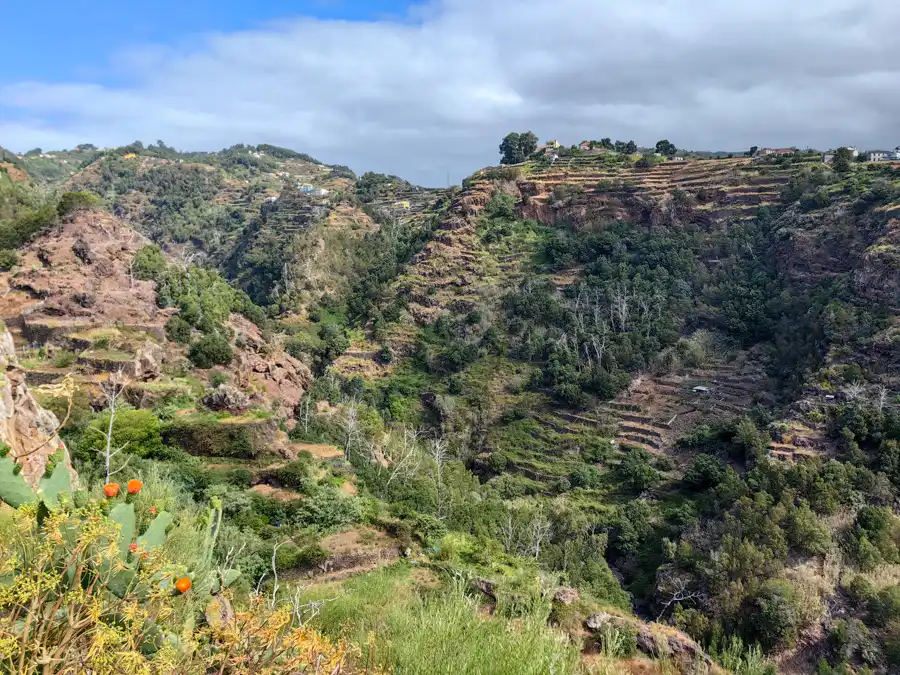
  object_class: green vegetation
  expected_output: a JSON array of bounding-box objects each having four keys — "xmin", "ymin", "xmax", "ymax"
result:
[
  {"xmin": 2, "ymin": 141, "xmax": 899, "ymax": 674},
  {"xmin": 499, "ymin": 131, "xmax": 539, "ymax": 164}
]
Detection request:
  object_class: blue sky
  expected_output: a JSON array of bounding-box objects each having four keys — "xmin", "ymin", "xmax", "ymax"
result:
[
  {"xmin": 1, "ymin": 0, "xmax": 896, "ymax": 185},
  {"xmin": 0, "ymin": 0, "xmax": 413, "ymax": 85}
]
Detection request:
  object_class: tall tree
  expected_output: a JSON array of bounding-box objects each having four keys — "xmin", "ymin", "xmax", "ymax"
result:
[
  {"xmin": 655, "ymin": 139, "xmax": 677, "ymax": 156},
  {"xmin": 518, "ymin": 131, "xmax": 538, "ymax": 158},
  {"xmin": 499, "ymin": 132, "xmax": 522, "ymax": 164},
  {"xmin": 833, "ymin": 146, "xmax": 854, "ymax": 173},
  {"xmin": 624, "ymin": 141, "xmax": 638, "ymax": 154},
  {"xmin": 499, "ymin": 131, "xmax": 538, "ymax": 164}
]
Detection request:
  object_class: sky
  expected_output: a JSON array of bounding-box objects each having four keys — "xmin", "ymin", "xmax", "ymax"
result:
[{"xmin": 2, "ymin": 0, "xmax": 899, "ymax": 186}]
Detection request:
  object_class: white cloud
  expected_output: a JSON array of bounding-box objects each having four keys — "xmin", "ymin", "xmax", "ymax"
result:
[{"xmin": 2, "ymin": 0, "xmax": 899, "ymax": 185}]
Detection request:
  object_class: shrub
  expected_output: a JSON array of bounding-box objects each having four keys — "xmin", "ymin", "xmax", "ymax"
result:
[
  {"xmin": 270, "ymin": 460, "xmax": 314, "ymax": 491},
  {"xmin": 165, "ymin": 315, "xmax": 192, "ymax": 344},
  {"xmin": 51, "ymin": 349, "xmax": 76, "ymax": 368},
  {"xmin": 747, "ymin": 579, "xmax": 802, "ymax": 650},
  {"xmin": 870, "ymin": 585, "xmax": 900, "ymax": 626},
  {"xmin": 77, "ymin": 409, "xmax": 165, "ymax": 465},
  {"xmin": 188, "ymin": 333, "xmax": 233, "ymax": 369},
  {"xmin": 0, "ymin": 248, "xmax": 17, "ymax": 271},
  {"xmin": 57, "ymin": 190, "xmax": 99, "ymax": 219},
  {"xmin": 131, "ymin": 244, "xmax": 167, "ymax": 281},
  {"xmin": 162, "ymin": 417, "xmax": 257, "ymax": 458},
  {"xmin": 615, "ymin": 448, "xmax": 659, "ymax": 493}
]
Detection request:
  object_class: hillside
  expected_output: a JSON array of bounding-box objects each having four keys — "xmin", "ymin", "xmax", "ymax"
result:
[
  {"xmin": 1, "ymin": 137, "xmax": 899, "ymax": 674},
  {"xmin": 319, "ymin": 149, "xmax": 900, "ymax": 673}
]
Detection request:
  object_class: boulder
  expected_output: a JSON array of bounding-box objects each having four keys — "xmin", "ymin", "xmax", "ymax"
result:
[
  {"xmin": 133, "ymin": 340, "xmax": 164, "ymax": 380},
  {"xmin": 584, "ymin": 612, "xmax": 615, "ymax": 631},
  {"xmin": 553, "ymin": 586, "xmax": 580, "ymax": 605},
  {"xmin": 202, "ymin": 384, "xmax": 251, "ymax": 413}
]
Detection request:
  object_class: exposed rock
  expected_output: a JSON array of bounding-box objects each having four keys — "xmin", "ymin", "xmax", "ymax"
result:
[
  {"xmin": 470, "ymin": 578, "xmax": 497, "ymax": 600},
  {"xmin": 228, "ymin": 315, "xmax": 313, "ymax": 418},
  {"xmin": 133, "ymin": 341, "xmax": 164, "ymax": 381},
  {"xmin": 584, "ymin": 611, "xmax": 711, "ymax": 666},
  {"xmin": 0, "ymin": 210, "xmax": 172, "ymax": 334},
  {"xmin": 71, "ymin": 237, "xmax": 94, "ymax": 264},
  {"xmin": 72, "ymin": 292, "xmax": 95, "ymax": 308},
  {"xmin": 584, "ymin": 612, "xmax": 615, "ymax": 631},
  {"xmin": 0, "ymin": 326, "xmax": 75, "ymax": 488},
  {"xmin": 202, "ymin": 384, "xmax": 251, "ymax": 413},
  {"xmin": 553, "ymin": 586, "xmax": 580, "ymax": 605}
]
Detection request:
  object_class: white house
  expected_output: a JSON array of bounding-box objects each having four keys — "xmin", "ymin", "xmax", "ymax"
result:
[{"xmin": 867, "ymin": 150, "xmax": 899, "ymax": 162}]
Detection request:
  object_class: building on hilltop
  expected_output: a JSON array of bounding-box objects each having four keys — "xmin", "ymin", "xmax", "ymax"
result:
[
  {"xmin": 578, "ymin": 141, "xmax": 592, "ymax": 151},
  {"xmin": 867, "ymin": 148, "xmax": 900, "ymax": 162},
  {"xmin": 757, "ymin": 147, "xmax": 796, "ymax": 156},
  {"xmin": 544, "ymin": 140, "xmax": 560, "ymax": 149}
]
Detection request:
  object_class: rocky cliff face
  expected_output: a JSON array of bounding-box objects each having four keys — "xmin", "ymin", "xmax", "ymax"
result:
[
  {"xmin": 0, "ymin": 325, "xmax": 74, "ymax": 488},
  {"xmin": 229, "ymin": 315, "xmax": 314, "ymax": 419},
  {"xmin": 0, "ymin": 209, "xmax": 172, "ymax": 337}
]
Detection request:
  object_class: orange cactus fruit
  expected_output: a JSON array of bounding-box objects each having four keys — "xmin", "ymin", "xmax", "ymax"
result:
[
  {"xmin": 127, "ymin": 479, "xmax": 143, "ymax": 495},
  {"xmin": 175, "ymin": 577, "xmax": 192, "ymax": 594},
  {"xmin": 103, "ymin": 483, "xmax": 120, "ymax": 498}
]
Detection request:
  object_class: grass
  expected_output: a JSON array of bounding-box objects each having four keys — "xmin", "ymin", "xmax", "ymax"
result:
[{"xmin": 305, "ymin": 564, "xmax": 583, "ymax": 675}]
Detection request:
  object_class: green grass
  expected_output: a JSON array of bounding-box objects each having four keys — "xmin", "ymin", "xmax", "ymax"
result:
[{"xmin": 305, "ymin": 564, "xmax": 583, "ymax": 675}]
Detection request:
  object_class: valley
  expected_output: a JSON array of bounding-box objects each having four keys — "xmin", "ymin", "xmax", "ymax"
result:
[{"xmin": 0, "ymin": 137, "xmax": 899, "ymax": 675}]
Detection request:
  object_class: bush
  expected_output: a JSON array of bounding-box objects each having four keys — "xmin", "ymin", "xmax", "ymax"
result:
[
  {"xmin": 188, "ymin": 333, "xmax": 233, "ymax": 369},
  {"xmin": 747, "ymin": 579, "xmax": 802, "ymax": 649},
  {"xmin": 870, "ymin": 585, "xmax": 900, "ymax": 626},
  {"xmin": 270, "ymin": 460, "xmax": 314, "ymax": 491},
  {"xmin": 615, "ymin": 448, "xmax": 659, "ymax": 493},
  {"xmin": 131, "ymin": 245, "xmax": 167, "ymax": 281},
  {"xmin": 161, "ymin": 417, "xmax": 257, "ymax": 458},
  {"xmin": 51, "ymin": 349, "xmax": 76, "ymax": 368},
  {"xmin": 165, "ymin": 315, "xmax": 192, "ymax": 344},
  {"xmin": 57, "ymin": 190, "xmax": 99, "ymax": 219},
  {"xmin": 0, "ymin": 249, "xmax": 17, "ymax": 271},
  {"xmin": 77, "ymin": 409, "xmax": 165, "ymax": 466}
]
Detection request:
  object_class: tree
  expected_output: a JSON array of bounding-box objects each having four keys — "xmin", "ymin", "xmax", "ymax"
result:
[
  {"xmin": 57, "ymin": 191, "xmax": 99, "ymax": 219},
  {"xmin": 747, "ymin": 145, "xmax": 759, "ymax": 157},
  {"xmin": 499, "ymin": 131, "xmax": 538, "ymax": 164},
  {"xmin": 90, "ymin": 370, "xmax": 132, "ymax": 483},
  {"xmin": 624, "ymin": 141, "xmax": 637, "ymax": 154},
  {"xmin": 131, "ymin": 245, "xmax": 166, "ymax": 282},
  {"xmin": 188, "ymin": 333, "xmax": 233, "ymax": 368},
  {"xmin": 655, "ymin": 139, "xmax": 677, "ymax": 156},
  {"xmin": 833, "ymin": 146, "xmax": 854, "ymax": 173},
  {"xmin": 600, "ymin": 138, "xmax": 613, "ymax": 149}
]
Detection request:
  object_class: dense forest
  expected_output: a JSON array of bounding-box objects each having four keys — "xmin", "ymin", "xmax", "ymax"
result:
[{"xmin": 0, "ymin": 139, "xmax": 899, "ymax": 674}]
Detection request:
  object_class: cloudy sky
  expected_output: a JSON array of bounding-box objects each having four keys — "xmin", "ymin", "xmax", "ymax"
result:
[{"xmin": 2, "ymin": 0, "xmax": 898, "ymax": 186}]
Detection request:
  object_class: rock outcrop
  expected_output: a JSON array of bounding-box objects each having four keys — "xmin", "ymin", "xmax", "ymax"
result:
[
  {"xmin": 0, "ymin": 325, "xmax": 75, "ymax": 488},
  {"xmin": 584, "ymin": 612, "xmax": 711, "ymax": 665},
  {"xmin": 0, "ymin": 210, "xmax": 172, "ymax": 335},
  {"xmin": 229, "ymin": 316, "xmax": 313, "ymax": 417}
]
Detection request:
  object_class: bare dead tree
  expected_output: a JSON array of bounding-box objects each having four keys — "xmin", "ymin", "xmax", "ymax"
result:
[
  {"xmin": 843, "ymin": 381, "xmax": 866, "ymax": 402},
  {"xmin": 499, "ymin": 510, "xmax": 517, "ymax": 554},
  {"xmin": 298, "ymin": 395, "xmax": 313, "ymax": 435},
  {"xmin": 611, "ymin": 282, "xmax": 630, "ymax": 333},
  {"xmin": 384, "ymin": 426, "xmax": 422, "ymax": 486},
  {"xmin": 342, "ymin": 398, "xmax": 361, "ymax": 461},
  {"xmin": 878, "ymin": 385, "xmax": 890, "ymax": 412},
  {"xmin": 525, "ymin": 507, "xmax": 552, "ymax": 559},
  {"xmin": 655, "ymin": 573, "xmax": 706, "ymax": 621},
  {"xmin": 428, "ymin": 438, "xmax": 449, "ymax": 521},
  {"xmin": 89, "ymin": 369, "xmax": 132, "ymax": 483}
]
